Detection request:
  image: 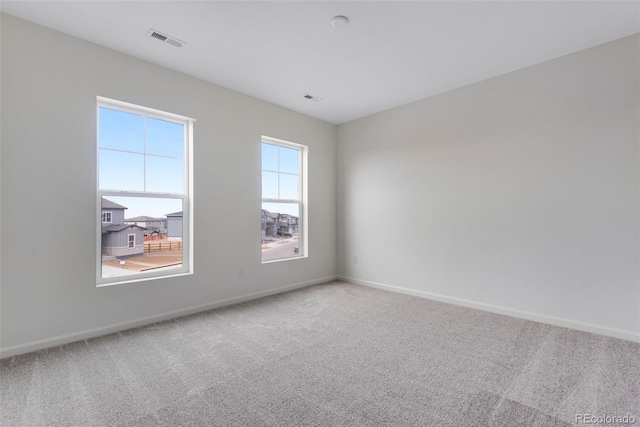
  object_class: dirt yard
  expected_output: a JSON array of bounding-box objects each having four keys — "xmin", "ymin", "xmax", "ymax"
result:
[{"xmin": 103, "ymin": 251, "xmax": 182, "ymax": 272}]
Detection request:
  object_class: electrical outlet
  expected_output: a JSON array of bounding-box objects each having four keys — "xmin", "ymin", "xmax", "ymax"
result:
[
  {"xmin": 239, "ymin": 267, "xmax": 245, "ymax": 277},
  {"xmin": 353, "ymin": 256, "xmax": 358, "ymax": 264}
]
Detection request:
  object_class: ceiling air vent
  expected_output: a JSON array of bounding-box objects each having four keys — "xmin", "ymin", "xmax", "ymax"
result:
[
  {"xmin": 150, "ymin": 31, "xmax": 167, "ymax": 42},
  {"xmin": 147, "ymin": 29, "xmax": 185, "ymax": 47},
  {"xmin": 303, "ymin": 94, "xmax": 323, "ymax": 103}
]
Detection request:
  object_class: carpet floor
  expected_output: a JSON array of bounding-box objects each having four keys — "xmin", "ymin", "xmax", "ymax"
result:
[{"xmin": 1, "ymin": 281, "xmax": 639, "ymax": 426}]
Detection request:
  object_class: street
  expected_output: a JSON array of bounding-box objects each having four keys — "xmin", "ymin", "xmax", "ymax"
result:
[{"xmin": 262, "ymin": 239, "xmax": 299, "ymax": 261}]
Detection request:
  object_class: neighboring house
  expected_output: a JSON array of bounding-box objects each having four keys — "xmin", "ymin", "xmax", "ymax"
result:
[
  {"xmin": 261, "ymin": 210, "xmax": 268, "ymax": 239},
  {"xmin": 261, "ymin": 210, "xmax": 279, "ymax": 239},
  {"xmin": 125, "ymin": 215, "xmax": 167, "ymax": 234},
  {"xmin": 280, "ymin": 213, "xmax": 299, "ymax": 235},
  {"xmin": 166, "ymin": 211, "xmax": 183, "ymax": 240},
  {"xmin": 261, "ymin": 210, "xmax": 298, "ymax": 239},
  {"xmin": 101, "ymin": 198, "xmax": 145, "ymax": 257},
  {"xmin": 101, "ymin": 198, "xmax": 126, "ymax": 225}
]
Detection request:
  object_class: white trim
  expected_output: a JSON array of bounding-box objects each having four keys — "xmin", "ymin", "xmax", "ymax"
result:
[
  {"xmin": 0, "ymin": 276, "xmax": 338, "ymax": 359},
  {"xmin": 262, "ymin": 254, "xmax": 308, "ymax": 264},
  {"xmin": 262, "ymin": 198, "xmax": 301, "ymax": 204},
  {"xmin": 100, "ymin": 191, "xmax": 185, "ymax": 199},
  {"xmin": 97, "ymin": 96, "xmax": 196, "ymax": 123},
  {"xmin": 261, "ymin": 135, "xmax": 306, "ymax": 150},
  {"xmin": 97, "ymin": 270, "xmax": 193, "ymax": 288},
  {"xmin": 337, "ymin": 275, "xmax": 640, "ymax": 343},
  {"xmin": 101, "ymin": 211, "xmax": 112, "ymax": 223},
  {"xmin": 99, "ymin": 147, "xmax": 181, "ymax": 161},
  {"xmin": 127, "ymin": 233, "xmax": 135, "ymax": 248}
]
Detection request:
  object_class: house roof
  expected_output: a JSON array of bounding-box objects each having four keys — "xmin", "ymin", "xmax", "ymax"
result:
[
  {"xmin": 102, "ymin": 224, "xmax": 146, "ymax": 233},
  {"xmin": 166, "ymin": 211, "xmax": 183, "ymax": 217},
  {"xmin": 101, "ymin": 198, "xmax": 127, "ymax": 210},
  {"xmin": 263, "ymin": 209, "xmax": 298, "ymax": 220},
  {"xmin": 125, "ymin": 216, "xmax": 164, "ymax": 222}
]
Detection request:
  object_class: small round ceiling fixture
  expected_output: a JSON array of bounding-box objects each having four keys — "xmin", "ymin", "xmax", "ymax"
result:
[{"xmin": 331, "ymin": 15, "xmax": 349, "ymax": 28}]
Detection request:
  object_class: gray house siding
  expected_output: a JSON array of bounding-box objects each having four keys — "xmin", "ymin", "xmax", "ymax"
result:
[
  {"xmin": 166, "ymin": 212, "xmax": 183, "ymax": 240},
  {"xmin": 261, "ymin": 210, "xmax": 280, "ymax": 239},
  {"xmin": 101, "ymin": 228, "xmax": 144, "ymax": 257},
  {"xmin": 101, "ymin": 199, "xmax": 145, "ymax": 258},
  {"xmin": 261, "ymin": 210, "xmax": 267, "ymax": 240},
  {"xmin": 102, "ymin": 208, "xmax": 125, "ymax": 225}
]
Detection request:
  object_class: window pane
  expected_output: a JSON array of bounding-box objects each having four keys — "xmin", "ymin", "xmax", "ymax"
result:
[
  {"xmin": 99, "ymin": 107, "xmax": 144, "ymax": 152},
  {"xmin": 279, "ymin": 147, "xmax": 298, "ymax": 174},
  {"xmin": 101, "ymin": 196, "xmax": 183, "ymax": 279},
  {"xmin": 262, "ymin": 143, "xmax": 278, "ymax": 171},
  {"xmin": 146, "ymin": 118, "xmax": 184, "ymax": 158},
  {"xmin": 261, "ymin": 202, "xmax": 300, "ymax": 262},
  {"xmin": 262, "ymin": 171, "xmax": 278, "ymax": 199},
  {"xmin": 99, "ymin": 149, "xmax": 144, "ymax": 191},
  {"xmin": 279, "ymin": 173, "xmax": 299, "ymax": 200},
  {"xmin": 146, "ymin": 156, "xmax": 183, "ymax": 193}
]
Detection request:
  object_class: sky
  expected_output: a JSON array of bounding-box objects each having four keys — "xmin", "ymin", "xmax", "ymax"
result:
[
  {"xmin": 261, "ymin": 142, "xmax": 300, "ymax": 217},
  {"xmin": 99, "ymin": 107, "xmax": 183, "ymax": 218},
  {"xmin": 99, "ymin": 108, "xmax": 300, "ymax": 219}
]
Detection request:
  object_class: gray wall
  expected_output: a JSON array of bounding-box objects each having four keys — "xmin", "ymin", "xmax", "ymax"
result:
[
  {"xmin": 337, "ymin": 35, "xmax": 640, "ymax": 336},
  {"xmin": 1, "ymin": 14, "xmax": 337, "ymax": 352}
]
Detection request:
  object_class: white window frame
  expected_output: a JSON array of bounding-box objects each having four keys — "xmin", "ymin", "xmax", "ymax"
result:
[
  {"xmin": 128, "ymin": 233, "xmax": 135, "ymax": 249},
  {"xmin": 261, "ymin": 136, "xmax": 308, "ymax": 263},
  {"xmin": 102, "ymin": 212, "xmax": 112, "ymax": 223},
  {"xmin": 96, "ymin": 96, "xmax": 194, "ymax": 286}
]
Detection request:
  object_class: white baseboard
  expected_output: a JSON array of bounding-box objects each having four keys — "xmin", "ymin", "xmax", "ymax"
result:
[
  {"xmin": 337, "ymin": 275, "xmax": 640, "ymax": 343},
  {"xmin": 0, "ymin": 275, "xmax": 338, "ymax": 359}
]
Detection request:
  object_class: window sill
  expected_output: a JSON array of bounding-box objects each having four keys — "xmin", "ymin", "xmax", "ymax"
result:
[
  {"xmin": 261, "ymin": 255, "xmax": 307, "ymax": 265},
  {"xmin": 97, "ymin": 271, "xmax": 192, "ymax": 288}
]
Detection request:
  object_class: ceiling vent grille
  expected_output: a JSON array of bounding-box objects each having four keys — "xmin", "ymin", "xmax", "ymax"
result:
[
  {"xmin": 147, "ymin": 29, "xmax": 185, "ymax": 47},
  {"xmin": 303, "ymin": 94, "xmax": 323, "ymax": 103},
  {"xmin": 150, "ymin": 31, "xmax": 167, "ymax": 42}
]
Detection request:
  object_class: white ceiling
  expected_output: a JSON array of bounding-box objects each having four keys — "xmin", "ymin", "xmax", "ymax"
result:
[{"xmin": 2, "ymin": 1, "xmax": 639, "ymax": 124}]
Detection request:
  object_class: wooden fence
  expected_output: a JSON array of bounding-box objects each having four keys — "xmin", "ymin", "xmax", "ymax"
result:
[{"xmin": 144, "ymin": 241, "xmax": 183, "ymax": 253}]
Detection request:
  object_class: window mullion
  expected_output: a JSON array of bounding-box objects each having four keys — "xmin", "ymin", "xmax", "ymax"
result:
[
  {"xmin": 143, "ymin": 116, "xmax": 147, "ymax": 192},
  {"xmin": 277, "ymin": 146, "xmax": 280, "ymax": 199},
  {"xmin": 100, "ymin": 189, "xmax": 185, "ymax": 198}
]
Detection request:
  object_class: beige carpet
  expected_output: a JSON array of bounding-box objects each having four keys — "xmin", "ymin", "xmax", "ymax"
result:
[{"xmin": 1, "ymin": 281, "xmax": 638, "ymax": 426}]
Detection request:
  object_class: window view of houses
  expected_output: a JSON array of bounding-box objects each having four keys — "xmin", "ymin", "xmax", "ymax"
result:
[
  {"xmin": 261, "ymin": 207, "xmax": 300, "ymax": 262},
  {"xmin": 101, "ymin": 197, "xmax": 183, "ymax": 278},
  {"xmin": 97, "ymin": 100, "xmax": 190, "ymax": 282},
  {"xmin": 261, "ymin": 140, "xmax": 304, "ymax": 262}
]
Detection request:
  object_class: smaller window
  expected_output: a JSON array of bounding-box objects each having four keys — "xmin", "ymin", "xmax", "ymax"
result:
[
  {"xmin": 102, "ymin": 212, "xmax": 112, "ymax": 223},
  {"xmin": 128, "ymin": 234, "xmax": 135, "ymax": 248},
  {"xmin": 261, "ymin": 136, "xmax": 307, "ymax": 262}
]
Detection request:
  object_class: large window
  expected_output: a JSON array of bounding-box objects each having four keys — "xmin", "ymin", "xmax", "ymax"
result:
[
  {"xmin": 97, "ymin": 97, "xmax": 194, "ymax": 285},
  {"xmin": 261, "ymin": 136, "xmax": 307, "ymax": 262}
]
